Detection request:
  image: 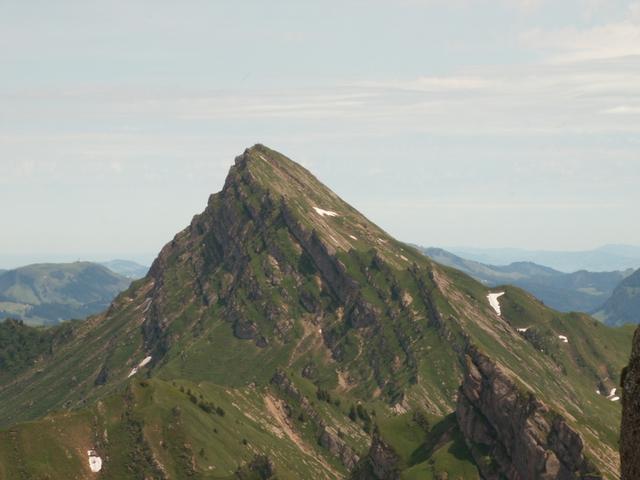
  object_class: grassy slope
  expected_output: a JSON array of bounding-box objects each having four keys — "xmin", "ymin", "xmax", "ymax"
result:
[{"xmin": 439, "ymin": 265, "xmax": 633, "ymax": 475}]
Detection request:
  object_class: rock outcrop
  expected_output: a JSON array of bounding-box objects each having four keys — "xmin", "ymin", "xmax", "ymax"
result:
[
  {"xmin": 270, "ymin": 370, "xmax": 359, "ymax": 470},
  {"xmin": 350, "ymin": 429, "xmax": 400, "ymax": 480},
  {"xmin": 621, "ymin": 326, "xmax": 640, "ymax": 480},
  {"xmin": 457, "ymin": 346, "xmax": 601, "ymax": 480}
]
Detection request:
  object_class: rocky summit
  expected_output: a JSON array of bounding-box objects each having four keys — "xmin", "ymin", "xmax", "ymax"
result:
[{"xmin": 0, "ymin": 145, "xmax": 633, "ymax": 479}]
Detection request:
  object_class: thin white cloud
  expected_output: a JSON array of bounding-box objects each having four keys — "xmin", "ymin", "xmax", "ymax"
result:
[
  {"xmin": 521, "ymin": 2, "xmax": 640, "ymax": 62},
  {"xmin": 354, "ymin": 76, "xmax": 500, "ymax": 92},
  {"xmin": 2, "ymin": 58, "xmax": 640, "ymax": 139},
  {"xmin": 602, "ymin": 105, "xmax": 640, "ymax": 114}
]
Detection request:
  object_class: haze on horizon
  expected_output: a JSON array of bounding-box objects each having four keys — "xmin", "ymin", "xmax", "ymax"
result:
[{"xmin": 1, "ymin": 0, "xmax": 639, "ymax": 269}]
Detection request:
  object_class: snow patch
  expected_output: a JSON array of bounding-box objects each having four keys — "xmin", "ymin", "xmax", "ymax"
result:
[
  {"xmin": 128, "ymin": 356, "xmax": 153, "ymax": 378},
  {"xmin": 259, "ymin": 154, "xmax": 268, "ymax": 162},
  {"xmin": 558, "ymin": 335, "xmax": 569, "ymax": 343},
  {"xmin": 87, "ymin": 450, "xmax": 102, "ymax": 473},
  {"xmin": 517, "ymin": 327, "xmax": 529, "ymax": 333},
  {"xmin": 142, "ymin": 298, "xmax": 152, "ymax": 314},
  {"xmin": 400, "ymin": 255, "xmax": 409, "ymax": 262},
  {"xmin": 486, "ymin": 292, "xmax": 505, "ymax": 316},
  {"xmin": 313, "ymin": 207, "xmax": 338, "ymax": 217},
  {"xmin": 138, "ymin": 356, "xmax": 152, "ymax": 368},
  {"xmin": 611, "ymin": 396, "xmax": 620, "ymax": 402},
  {"xmin": 349, "ymin": 235, "xmax": 358, "ymax": 240}
]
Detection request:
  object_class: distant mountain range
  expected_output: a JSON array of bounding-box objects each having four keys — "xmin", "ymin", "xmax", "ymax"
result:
[
  {"xmin": 595, "ymin": 268, "xmax": 640, "ymax": 326},
  {"xmin": 419, "ymin": 247, "xmax": 633, "ymax": 314},
  {"xmin": 447, "ymin": 244, "xmax": 640, "ymax": 273},
  {"xmin": 0, "ymin": 262, "xmax": 133, "ymax": 325},
  {"xmin": 99, "ymin": 259, "xmax": 149, "ymax": 279}
]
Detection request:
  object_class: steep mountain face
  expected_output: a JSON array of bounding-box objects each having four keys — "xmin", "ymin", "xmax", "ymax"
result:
[
  {"xmin": 595, "ymin": 269, "xmax": 640, "ymax": 326},
  {"xmin": 0, "ymin": 146, "xmax": 632, "ymax": 479},
  {"xmin": 620, "ymin": 326, "xmax": 640, "ymax": 480},
  {"xmin": 0, "ymin": 262, "xmax": 131, "ymax": 325},
  {"xmin": 421, "ymin": 247, "xmax": 630, "ymax": 314}
]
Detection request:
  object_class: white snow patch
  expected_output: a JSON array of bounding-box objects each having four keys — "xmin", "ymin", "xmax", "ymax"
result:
[
  {"xmin": 400, "ymin": 255, "xmax": 409, "ymax": 262},
  {"xmin": 259, "ymin": 154, "xmax": 268, "ymax": 162},
  {"xmin": 349, "ymin": 235, "xmax": 358, "ymax": 240},
  {"xmin": 558, "ymin": 335, "xmax": 569, "ymax": 343},
  {"xmin": 128, "ymin": 356, "xmax": 153, "ymax": 378},
  {"xmin": 517, "ymin": 327, "xmax": 529, "ymax": 333},
  {"xmin": 139, "ymin": 356, "xmax": 152, "ymax": 368},
  {"xmin": 611, "ymin": 396, "xmax": 620, "ymax": 402},
  {"xmin": 87, "ymin": 450, "xmax": 102, "ymax": 473},
  {"xmin": 607, "ymin": 388, "xmax": 618, "ymax": 399},
  {"xmin": 313, "ymin": 207, "xmax": 338, "ymax": 217},
  {"xmin": 486, "ymin": 292, "xmax": 505, "ymax": 316},
  {"xmin": 142, "ymin": 299, "xmax": 152, "ymax": 314}
]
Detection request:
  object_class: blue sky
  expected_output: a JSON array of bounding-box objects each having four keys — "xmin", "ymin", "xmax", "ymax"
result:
[{"xmin": 1, "ymin": 0, "xmax": 639, "ymax": 267}]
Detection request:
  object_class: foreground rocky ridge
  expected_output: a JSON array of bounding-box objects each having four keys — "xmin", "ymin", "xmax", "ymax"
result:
[
  {"xmin": 621, "ymin": 326, "xmax": 640, "ymax": 480},
  {"xmin": 458, "ymin": 346, "xmax": 601, "ymax": 480},
  {"xmin": 0, "ymin": 145, "xmax": 632, "ymax": 479}
]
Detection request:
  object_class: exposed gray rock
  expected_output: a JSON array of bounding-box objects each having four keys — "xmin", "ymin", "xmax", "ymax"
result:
[
  {"xmin": 456, "ymin": 345, "xmax": 601, "ymax": 480},
  {"xmin": 318, "ymin": 427, "xmax": 359, "ymax": 470},
  {"xmin": 621, "ymin": 326, "xmax": 640, "ymax": 480},
  {"xmin": 351, "ymin": 430, "xmax": 400, "ymax": 480}
]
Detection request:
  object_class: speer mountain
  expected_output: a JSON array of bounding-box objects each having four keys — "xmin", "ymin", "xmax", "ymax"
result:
[{"xmin": 0, "ymin": 146, "xmax": 633, "ymax": 480}]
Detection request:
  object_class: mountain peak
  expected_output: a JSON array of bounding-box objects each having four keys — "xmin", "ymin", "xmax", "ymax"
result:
[
  {"xmin": 0, "ymin": 146, "xmax": 629, "ymax": 479},
  {"xmin": 217, "ymin": 145, "xmax": 416, "ymax": 268}
]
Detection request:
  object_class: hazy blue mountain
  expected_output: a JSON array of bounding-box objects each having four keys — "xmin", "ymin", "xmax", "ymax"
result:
[
  {"xmin": 595, "ymin": 268, "xmax": 640, "ymax": 326},
  {"xmin": 100, "ymin": 259, "xmax": 149, "ymax": 279},
  {"xmin": 0, "ymin": 262, "xmax": 132, "ymax": 325},
  {"xmin": 447, "ymin": 244, "xmax": 640, "ymax": 273},
  {"xmin": 420, "ymin": 247, "xmax": 631, "ymax": 313}
]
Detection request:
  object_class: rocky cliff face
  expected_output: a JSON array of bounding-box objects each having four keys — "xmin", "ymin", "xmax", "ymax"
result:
[
  {"xmin": 270, "ymin": 370, "xmax": 360, "ymax": 470},
  {"xmin": 621, "ymin": 326, "xmax": 640, "ymax": 480},
  {"xmin": 351, "ymin": 430, "xmax": 400, "ymax": 480},
  {"xmin": 457, "ymin": 346, "xmax": 601, "ymax": 480}
]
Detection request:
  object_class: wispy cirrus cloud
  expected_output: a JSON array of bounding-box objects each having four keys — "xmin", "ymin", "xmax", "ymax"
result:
[
  {"xmin": 602, "ymin": 105, "xmax": 640, "ymax": 114},
  {"xmin": 521, "ymin": 2, "xmax": 640, "ymax": 62}
]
